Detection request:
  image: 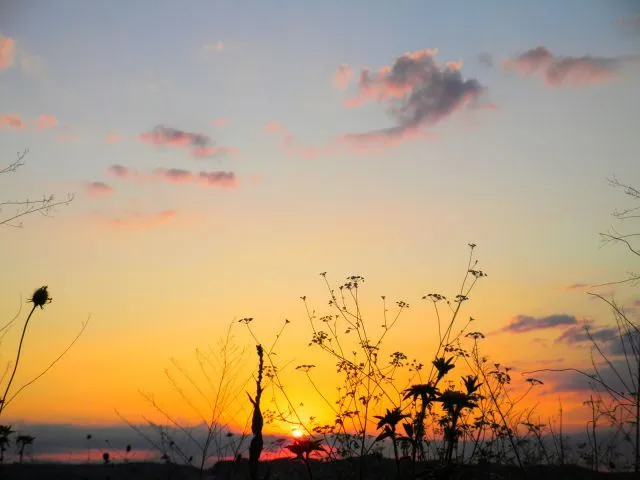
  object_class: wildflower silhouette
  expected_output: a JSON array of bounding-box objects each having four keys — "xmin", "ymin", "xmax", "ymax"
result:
[
  {"xmin": 0, "ymin": 286, "xmax": 51, "ymax": 417},
  {"xmin": 374, "ymin": 407, "xmax": 410, "ymax": 475},
  {"xmin": 286, "ymin": 438, "xmax": 325, "ymax": 480}
]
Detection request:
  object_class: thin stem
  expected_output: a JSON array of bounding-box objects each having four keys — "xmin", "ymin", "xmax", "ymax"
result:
[{"xmin": 0, "ymin": 304, "xmax": 37, "ymax": 417}]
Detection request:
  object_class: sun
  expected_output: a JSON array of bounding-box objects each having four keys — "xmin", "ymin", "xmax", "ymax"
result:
[{"xmin": 291, "ymin": 427, "xmax": 304, "ymax": 438}]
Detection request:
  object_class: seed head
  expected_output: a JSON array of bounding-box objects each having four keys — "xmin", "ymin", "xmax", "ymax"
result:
[{"xmin": 30, "ymin": 286, "xmax": 51, "ymax": 309}]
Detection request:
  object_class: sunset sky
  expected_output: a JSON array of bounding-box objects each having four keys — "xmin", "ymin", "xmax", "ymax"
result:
[{"xmin": 1, "ymin": 0, "xmax": 639, "ymax": 448}]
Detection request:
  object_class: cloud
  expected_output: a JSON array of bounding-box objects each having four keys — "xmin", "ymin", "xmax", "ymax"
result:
[
  {"xmin": 545, "ymin": 358, "xmax": 637, "ymax": 395},
  {"xmin": 503, "ymin": 46, "xmax": 637, "ymax": 87},
  {"xmin": 555, "ymin": 324, "xmax": 617, "ymax": 345},
  {"xmin": 38, "ymin": 114, "xmax": 58, "ymax": 129},
  {"xmin": 0, "ymin": 34, "xmax": 15, "ymax": 70},
  {"xmin": 107, "ymin": 164, "xmax": 237, "ymax": 188},
  {"xmin": 105, "ymin": 132, "xmax": 124, "ymax": 143},
  {"xmin": 501, "ymin": 314, "xmax": 578, "ymax": 333},
  {"xmin": 210, "ymin": 118, "xmax": 229, "ymax": 127},
  {"xmin": 616, "ymin": 15, "xmax": 640, "ymax": 31},
  {"xmin": 338, "ymin": 127, "xmax": 437, "ymax": 153},
  {"xmin": 0, "ymin": 113, "xmax": 24, "ymax": 129},
  {"xmin": 107, "ymin": 164, "xmax": 138, "ymax": 179},
  {"xmin": 108, "ymin": 210, "xmax": 177, "ymax": 229},
  {"xmin": 154, "ymin": 168, "xmax": 237, "ymax": 188},
  {"xmin": 191, "ymin": 145, "xmax": 238, "ymax": 159},
  {"xmin": 263, "ymin": 121, "xmax": 335, "ymax": 159},
  {"xmin": 140, "ymin": 125, "xmax": 234, "ymax": 158},
  {"xmin": 56, "ymin": 133, "xmax": 79, "ymax": 143},
  {"xmin": 333, "ymin": 64, "xmax": 354, "ymax": 89},
  {"xmin": 477, "ymin": 52, "xmax": 493, "ymax": 68},
  {"xmin": 204, "ymin": 41, "xmax": 224, "ymax": 52},
  {"xmin": 562, "ymin": 283, "xmax": 591, "ymax": 291},
  {"xmin": 555, "ymin": 323, "xmax": 639, "ymax": 358},
  {"xmin": 20, "ymin": 51, "xmax": 43, "ymax": 76},
  {"xmin": 341, "ymin": 49, "xmax": 488, "ymax": 144},
  {"xmin": 86, "ymin": 181, "xmax": 114, "ymax": 196}
]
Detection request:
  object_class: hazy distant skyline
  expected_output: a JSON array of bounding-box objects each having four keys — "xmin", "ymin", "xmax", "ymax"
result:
[{"xmin": 1, "ymin": 0, "xmax": 639, "ymax": 439}]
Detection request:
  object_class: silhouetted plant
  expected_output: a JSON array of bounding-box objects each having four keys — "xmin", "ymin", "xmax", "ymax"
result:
[
  {"xmin": 1, "ymin": 149, "xmax": 74, "ymax": 228},
  {"xmin": 0, "ymin": 286, "xmax": 51, "ymax": 417},
  {"xmin": 120, "ymin": 322, "xmax": 249, "ymax": 476},
  {"xmin": 15, "ymin": 434, "xmax": 34, "ymax": 464},
  {"xmin": 373, "ymin": 407, "xmax": 409, "ymax": 475},
  {"xmin": 285, "ymin": 437, "xmax": 325, "ymax": 480},
  {"xmin": 248, "ymin": 344, "xmax": 266, "ymax": 480},
  {"xmin": 0, "ymin": 424, "xmax": 13, "ymax": 464},
  {"xmin": 0, "ymin": 285, "xmax": 89, "ymax": 418}
]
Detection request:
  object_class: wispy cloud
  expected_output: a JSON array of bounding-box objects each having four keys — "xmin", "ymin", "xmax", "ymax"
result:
[
  {"xmin": 86, "ymin": 181, "xmax": 114, "ymax": 196},
  {"xmin": 503, "ymin": 46, "xmax": 637, "ymax": 87},
  {"xmin": 338, "ymin": 128, "xmax": 437, "ymax": 153},
  {"xmin": 501, "ymin": 314, "xmax": 578, "ymax": 333},
  {"xmin": 340, "ymin": 49, "xmax": 488, "ymax": 146},
  {"xmin": 154, "ymin": 168, "xmax": 237, "ymax": 188},
  {"xmin": 107, "ymin": 164, "xmax": 237, "ymax": 188},
  {"xmin": 203, "ymin": 41, "xmax": 225, "ymax": 52},
  {"xmin": 562, "ymin": 283, "xmax": 591, "ymax": 291},
  {"xmin": 0, "ymin": 34, "xmax": 15, "ymax": 70},
  {"xmin": 108, "ymin": 210, "xmax": 177, "ymax": 229},
  {"xmin": 210, "ymin": 118, "xmax": 230, "ymax": 127},
  {"xmin": 333, "ymin": 64, "xmax": 354, "ymax": 90},
  {"xmin": 477, "ymin": 52, "xmax": 494, "ymax": 68},
  {"xmin": 38, "ymin": 114, "xmax": 58, "ymax": 129},
  {"xmin": 105, "ymin": 133, "xmax": 124, "ymax": 143},
  {"xmin": 555, "ymin": 324, "xmax": 617, "ymax": 345},
  {"xmin": 20, "ymin": 51, "xmax": 43, "ymax": 77},
  {"xmin": 0, "ymin": 114, "xmax": 24, "ymax": 129},
  {"xmin": 263, "ymin": 121, "xmax": 335, "ymax": 159},
  {"xmin": 107, "ymin": 164, "xmax": 138, "ymax": 179},
  {"xmin": 140, "ymin": 125, "xmax": 235, "ymax": 158}
]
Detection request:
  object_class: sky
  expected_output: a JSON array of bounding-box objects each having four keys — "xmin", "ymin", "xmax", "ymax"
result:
[{"xmin": 1, "ymin": 0, "xmax": 640, "ymax": 456}]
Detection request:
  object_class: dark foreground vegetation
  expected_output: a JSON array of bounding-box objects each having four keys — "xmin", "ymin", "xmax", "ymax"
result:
[{"xmin": 2, "ymin": 459, "xmax": 639, "ymax": 480}]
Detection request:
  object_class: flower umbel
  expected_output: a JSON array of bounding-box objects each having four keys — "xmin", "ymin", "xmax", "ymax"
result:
[{"xmin": 30, "ymin": 286, "xmax": 51, "ymax": 309}]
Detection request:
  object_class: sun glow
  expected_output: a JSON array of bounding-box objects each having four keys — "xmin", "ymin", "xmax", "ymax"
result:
[{"xmin": 291, "ymin": 427, "xmax": 304, "ymax": 438}]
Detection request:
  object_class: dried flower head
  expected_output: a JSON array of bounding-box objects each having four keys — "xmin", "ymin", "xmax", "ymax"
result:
[{"xmin": 30, "ymin": 286, "xmax": 51, "ymax": 309}]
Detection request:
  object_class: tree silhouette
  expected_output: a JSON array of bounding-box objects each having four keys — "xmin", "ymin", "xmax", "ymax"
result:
[
  {"xmin": 15, "ymin": 434, "xmax": 34, "ymax": 464},
  {"xmin": 1, "ymin": 149, "xmax": 74, "ymax": 228}
]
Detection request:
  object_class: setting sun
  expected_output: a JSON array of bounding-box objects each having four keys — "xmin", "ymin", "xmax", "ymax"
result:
[{"xmin": 291, "ymin": 427, "xmax": 304, "ymax": 439}]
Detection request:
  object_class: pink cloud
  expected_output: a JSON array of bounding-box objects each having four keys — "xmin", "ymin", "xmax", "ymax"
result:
[
  {"xmin": 105, "ymin": 133, "xmax": 124, "ymax": 143},
  {"xmin": 191, "ymin": 145, "xmax": 239, "ymax": 158},
  {"xmin": 107, "ymin": 164, "xmax": 138, "ymax": 179},
  {"xmin": 264, "ymin": 121, "xmax": 335, "ymax": 159},
  {"xmin": 38, "ymin": 114, "xmax": 58, "ymax": 129},
  {"xmin": 56, "ymin": 134, "xmax": 79, "ymax": 143},
  {"xmin": 154, "ymin": 168, "xmax": 237, "ymax": 188},
  {"xmin": 0, "ymin": 114, "xmax": 24, "ymax": 129},
  {"xmin": 338, "ymin": 127, "xmax": 438, "ymax": 153},
  {"xmin": 86, "ymin": 181, "xmax": 114, "ymax": 196},
  {"xmin": 210, "ymin": 118, "xmax": 229, "ymax": 127},
  {"xmin": 340, "ymin": 49, "xmax": 487, "ymax": 144},
  {"xmin": 140, "ymin": 125, "xmax": 235, "ymax": 158},
  {"xmin": 204, "ymin": 41, "xmax": 224, "ymax": 52},
  {"xmin": 333, "ymin": 64, "xmax": 354, "ymax": 89},
  {"xmin": 503, "ymin": 46, "xmax": 636, "ymax": 87},
  {"xmin": 0, "ymin": 35, "xmax": 15, "ymax": 71},
  {"xmin": 108, "ymin": 210, "xmax": 177, "ymax": 229}
]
